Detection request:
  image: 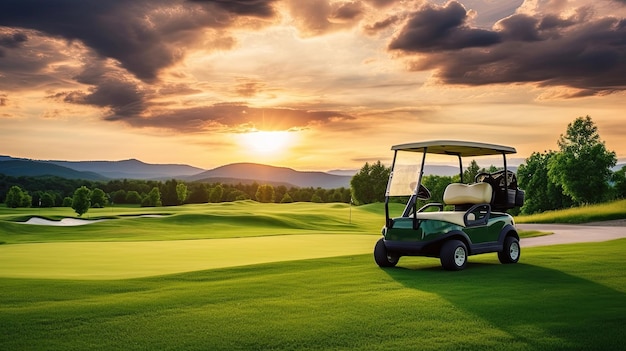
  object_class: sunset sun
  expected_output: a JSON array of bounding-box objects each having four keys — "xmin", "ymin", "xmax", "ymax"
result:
[{"xmin": 238, "ymin": 131, "xmax": 294, "ymax": 155}]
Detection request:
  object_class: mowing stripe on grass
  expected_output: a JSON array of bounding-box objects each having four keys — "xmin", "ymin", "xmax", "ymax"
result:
[{"xmin": 0, "ymin": 234, "xmax": 379, "ymax": 280}]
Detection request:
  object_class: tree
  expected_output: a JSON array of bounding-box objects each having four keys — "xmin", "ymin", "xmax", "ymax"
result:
[
  {"xmin": 611, "ymin": 166, "xmax": 626, "ymax": 199},
  {"xmin": 187, "ymin": 183, "xmax": 209, "ymax": 203},
  {"xmin": 72, "ymin": 186, "xmax": 91, "ymax": 217},
  {"xmin": 176, "ymin": 183, "xmax": 188, "ymax": 204},
  {"xmin": 548, "ymin": 116, "xmax": 616, "ymax": 205},
  {"xmin": 91, "ymin": 188, "xmax": 107, "ymax": 208},
  {"xmin": 255, "ymin": 184, "xmax": 275, "ymax": 203},
  {"xmin": 209, "ymin": 184, "xmax": 224, "ymax": 203},
  {"xmin": 62, "ymin": 197, "xmax": 73, "ymax": 207},
  {"xmin": 518, "ymin": 151, "xmax": 572, "ymax": 214},
  {"xmin": 141, "ymin": 187, "xmax": 162, "ymax": 207},
  {"xmin": 160, "ymin": 179, "xmax": 179, "ymax": 206},
  {"xmin": 350, "ymin": 161, "xmax": 390, "ymax": 204},
  {"xmin": 40, "ymin": 192, "xmax": 55, "ymax": 207},
  {"xmin": 463, "ymin": 160, "xmax": 481, "ymax": 183},
  {"xmin": 125, "ymin": 191, "xmax": 142, "ymax": 204},
  {"xmin": 5, "ymin": 186, "xmax": 26, "ymax": 208},
  {"xmin": 280, "ymin": 193, "xmax": 294, "ymax": 203},
  {"xmin": 112, "ymin": 189, "xmax": 127, "ymax": 204}
]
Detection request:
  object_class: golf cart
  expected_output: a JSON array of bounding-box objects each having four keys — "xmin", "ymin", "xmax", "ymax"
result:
[{"xmin": 374, "ymin": 140, "xmax": 525, "ymax": 270}]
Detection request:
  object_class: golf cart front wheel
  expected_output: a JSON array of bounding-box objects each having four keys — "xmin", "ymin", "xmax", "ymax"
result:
[
  {"xmin": 374, "ymin": 238, "xmax": 399, "ymax": 267},
  {"xmin": 440, "ymin": 240, "xmax": 468, "ymax": 271},
  {"xmin": 498, "ymin": 236, "xmax": 520, "ymax": 264}
]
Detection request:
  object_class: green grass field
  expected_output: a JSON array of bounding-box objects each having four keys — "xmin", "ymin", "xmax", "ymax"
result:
[{"xmin": 1, "ymin": 202, "xmax": 625, "ymax": 350}]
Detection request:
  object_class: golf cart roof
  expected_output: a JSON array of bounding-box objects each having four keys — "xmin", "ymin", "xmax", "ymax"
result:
[{"xmin": 391, "ymin": 140, "xmax": 516, "ymax": 157}]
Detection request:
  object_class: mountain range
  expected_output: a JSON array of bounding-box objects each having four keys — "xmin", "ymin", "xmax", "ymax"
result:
[
  {"xmin": 0, "ymin": 155, "xmax": 354, "ymax": 189},
  {"xmin": 2, "ymin": 155, "xmax": 623, "ymax": 189}
]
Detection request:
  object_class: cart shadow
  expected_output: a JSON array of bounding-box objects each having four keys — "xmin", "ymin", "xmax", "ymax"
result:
[{"xmin": 382, "ymin": 261, "xmax": 626, "ymax": 349}]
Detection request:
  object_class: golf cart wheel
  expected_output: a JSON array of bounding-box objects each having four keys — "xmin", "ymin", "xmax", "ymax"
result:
[
  {"xmin": 374, "ymin": 238, "xmax": 399, "ymax": 267},
  {"xmin": 498, "ymin": 236, "xmax": 520, "ymax": 264},
  {"xmin": 440, "ymin": 240, "xmax": 468, "ymax": 271}
]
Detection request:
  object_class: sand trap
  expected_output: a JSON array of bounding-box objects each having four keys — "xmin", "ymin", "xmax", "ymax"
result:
[
  {"xmin": 21, "ymin": 215, "xmax": 167, "ymax": 226},
  {"xmin": 22, "ymin": 217, "xmax": 108, "ymax": 226}
]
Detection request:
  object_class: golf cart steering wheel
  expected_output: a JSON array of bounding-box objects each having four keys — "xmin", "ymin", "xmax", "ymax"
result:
[
  {"xmin": 417, "ymin": 184, "xmax": 431, "ymax": 200},
  {"xmin": 474, "ymin": 172, "xmax": 492, "ymax": 183}
]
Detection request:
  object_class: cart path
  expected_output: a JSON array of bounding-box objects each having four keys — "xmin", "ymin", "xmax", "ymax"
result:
[{"xmin": 518, "ymin": 223, "xmax": 626, "ymax": 247}]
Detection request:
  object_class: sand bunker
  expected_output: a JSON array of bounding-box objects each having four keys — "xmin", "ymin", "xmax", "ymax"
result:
[
  {"xmin": 22, "ymin": 217, "xmax": 109, "ymax": 226},
  {"xmin": 21, "ymin": 215, "xmax": 167, "ymax": 226}
]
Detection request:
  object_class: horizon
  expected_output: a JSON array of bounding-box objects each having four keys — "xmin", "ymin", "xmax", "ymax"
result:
[{"xmin": 1, "ymin": 0, "xmax": 625, "ymax": 171}]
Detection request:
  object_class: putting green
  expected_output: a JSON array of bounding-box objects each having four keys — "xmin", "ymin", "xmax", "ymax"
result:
[{"xmin": 0, "ymin": 234, "xmax": 379, "ymax": 280}]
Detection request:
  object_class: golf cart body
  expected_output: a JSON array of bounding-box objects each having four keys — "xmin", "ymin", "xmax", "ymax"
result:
[{"xmin": 375, "ymin": 140, "xmax": 525, "ymax": 270}]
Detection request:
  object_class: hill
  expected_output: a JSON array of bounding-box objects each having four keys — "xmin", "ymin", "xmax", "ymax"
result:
[
  {"xmin": 0, "ymin": 160, "xmax": 107, "ymax": 181},
  {"xmin": 187, "ymin": 163, "xmax": 352, "ymax": 189},
  {"xmin": 48, "ymin": 159, "xmax": 204, "ymax": 180}
]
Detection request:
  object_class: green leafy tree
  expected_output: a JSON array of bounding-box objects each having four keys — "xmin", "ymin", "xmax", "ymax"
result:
[
  {"xmin": 548, "ymin": 116, "xmax": 617, "ymax": 205},
  {"xmin": 176, "ymin": 183, "xmax": 188, "ymax": 204},
  {"xmin": 62, "ymin": 197, "xmax": 73, "ymax": 207},
  {"xmin": 209, "ymin": 184, "xmax": 224, "ymax": 203},
  {"xmin": 463, "ymin": 160, "xmax": 481, "ymax": 183},
  {"xmin": 311, "ymin": 193, "xmax": 323, "ymax": 203},
  {"xmin": 518, "ymin": 151, "xmax": 572, "ymax": 214},
  {"xmin": 112, "ymin": 189, "xmax": 127, "ymax": 204},
  {"xmin": 611, "ymin": 166, "xmax": 626, "ymax": 199},
  {"xmin": 40, "ymin": 192, "xmax": 55, "ymax": 207},
  {"xmin": 350, "ymin": 161, "xmax": 390, "ymax": 204},
  {"xmin": 125, "ymin": 191, "xmax": 142, "ymax": 204},
  {"xmin": 160, "ymin": 179, "xmax": 179, "ymax": 206},
  {"xmin": 255, "ymin": 184, "xmax": 275, "ymax": 203},
  {"xmin": 141, "ymin": 187, "xmax": 162, "ymax": 207},
  {"xmin": 91, "ymin": 188, "xmax": 107, "ymax": 208},
  {"xmin": 5, "ymin": 186, "xmax": 26, "ymax": 208},
  {"xmin": 280, "ymin": 193, "xmax": 294, "ymax": 203},
  {"xmin": 187, "ymin": 183, "xmax": 209, "ymax": 203},
  {"xmin": 72, "ymin": 186, "xmax": 91, "ymax": 217},
  {"xmin": 21, "ymin": 193, "xmax": 32, "ymax": 208}
]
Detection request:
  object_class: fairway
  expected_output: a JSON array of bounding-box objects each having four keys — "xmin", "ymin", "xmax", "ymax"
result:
[{"xmin": 0, "ymin": 234, "xmax": 379, "ymax": 279}]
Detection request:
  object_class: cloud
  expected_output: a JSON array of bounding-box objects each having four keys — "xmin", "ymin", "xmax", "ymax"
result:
[
  {"xmin": 388, "ymin": 1, "xmax": 626, "ymax": 96},
  {"xmin": 0, "ymin": 0, "xmax": 278, "ymax": 82},
  {"xmin": 388, "ymin": 1, "xmax": 501, "ymax": 51},
  {"xmin": 287, "ymin": 0, "xmax": 365, "ymax": 36},
  {"xmin": 104, "ymin": 103, "xmax": 354, "ymax": 133}
]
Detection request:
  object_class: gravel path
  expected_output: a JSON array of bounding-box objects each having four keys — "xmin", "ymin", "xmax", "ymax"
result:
[{"xmin": 518, "ymin": 222, "xmax": 626, "ymax": 248}]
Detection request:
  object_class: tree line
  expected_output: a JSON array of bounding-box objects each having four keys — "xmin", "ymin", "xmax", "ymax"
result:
[{"xmin": 1, "ymin": 175, "xmax": 352, "ymax": 213}]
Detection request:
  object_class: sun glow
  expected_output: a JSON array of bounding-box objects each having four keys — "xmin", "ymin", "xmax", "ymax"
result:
[{"xmin": 238, "ymin": 131, "xmax": 294, "ymax": 155}]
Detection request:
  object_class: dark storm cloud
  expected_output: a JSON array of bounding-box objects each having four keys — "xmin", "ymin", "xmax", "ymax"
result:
[
  {"xmin": 388, "ymin": 1, "xmax": 501, "ymax": 51},
  {"xmin": 0, "ymin": 0, "xmax": 277, "ymax": 81},
  {"xmin": 389, "ymin": 1, "xmax": 626, "ymax": 95},
  {"xmin": 190, "ymin": 0, "xmax": 277, "ymax": 17},
  {"xmin": 104, "ymin": 103, "xmax": 354, "ymax": 132}
]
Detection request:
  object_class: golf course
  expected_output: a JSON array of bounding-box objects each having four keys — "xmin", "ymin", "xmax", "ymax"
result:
[{"xmin": 1, "ymin": 201, "xmax": 625, "ymax": 350}]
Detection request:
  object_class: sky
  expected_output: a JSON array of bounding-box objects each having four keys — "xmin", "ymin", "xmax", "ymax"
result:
[{"xmin": 1, "ymin": 0, "xmax": 625, "ymax": 171}]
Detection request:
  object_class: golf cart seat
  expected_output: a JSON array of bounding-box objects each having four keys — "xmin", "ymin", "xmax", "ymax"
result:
[
  {"xmin": 444, "ymin": 183, "xmax": 493, "ymax": 211},
  {"xmin": 414, "ymin": 183, "xmax": 493, "ymax": 227}
]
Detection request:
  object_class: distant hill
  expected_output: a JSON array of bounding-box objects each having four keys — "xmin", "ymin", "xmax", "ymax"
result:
[
  {"xmin": 186, "ymin": 163, "xmax": 352, "ymax": 189},
  {"xmin": 0, "ymin": 160, "xmax": 107, "ymax": 181},
  {"xmin": 48, "ymin": 159, "xmax": 204, "ymax": 180}
]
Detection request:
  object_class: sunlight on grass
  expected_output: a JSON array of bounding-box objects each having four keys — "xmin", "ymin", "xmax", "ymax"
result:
[
  {"xmin": 0, "ymin": 234, "xmax": 379, "ymax": 279},
  {"xmin": 515, "ymin": 199, "xmax": 626, "ymax": 224}
]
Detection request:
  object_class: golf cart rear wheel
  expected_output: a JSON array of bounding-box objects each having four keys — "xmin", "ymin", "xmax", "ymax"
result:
[
  {"xmin": 440, "ymin": 240, "xmax": 468, "ymax": 271},
  {"xmin": 498, "ymin": 236, "xmax": 520, "ymax": 264},
  {"xmin": 374, "ymin": 238, "xmax": 399, "ymax": 267}
]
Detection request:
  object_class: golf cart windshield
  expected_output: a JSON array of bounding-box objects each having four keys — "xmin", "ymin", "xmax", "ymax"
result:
[{"xmin": 386, "ymin": 150, "xmax": 423, "ymax": 197}]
